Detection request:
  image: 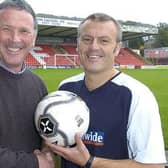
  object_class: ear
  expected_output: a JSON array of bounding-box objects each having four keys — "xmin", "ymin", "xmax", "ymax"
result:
[
  {"xmin": 32, "ymin": 31, "xmax": 38, "ymax": 48},
  {"xmin": 114, "ymin": 42, "xmax": 122, "ymax": 56},
  {"xmin": 76, "ymin": 46, "xmax": 78, "ymax": 52},
  {"xmin": 32, "ymin": 40, "xmax": 35, "ymax": 48},
  {"xmin": 76, "ymin": 38, "xmax": 80, "ymax": 54}
]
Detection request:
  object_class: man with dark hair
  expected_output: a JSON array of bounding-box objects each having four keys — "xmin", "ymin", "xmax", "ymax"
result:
[{"xmin": 0, "ymin": 0, "xmax": 55, "ymax": 167}]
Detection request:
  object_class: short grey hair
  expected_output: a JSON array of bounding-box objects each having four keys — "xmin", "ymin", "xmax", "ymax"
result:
[
  {"xmin": 0, "ymin": 0, "xmax": 38, "ymax": 32},
  {"xmin": 78, "ymin": 13, "xmax": 122, "ymax": 42}
]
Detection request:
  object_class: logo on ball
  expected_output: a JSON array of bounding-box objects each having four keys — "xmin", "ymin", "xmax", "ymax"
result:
[{"xmin": 38, "ymin": 114, "xmax": 58, "ymax": 136}]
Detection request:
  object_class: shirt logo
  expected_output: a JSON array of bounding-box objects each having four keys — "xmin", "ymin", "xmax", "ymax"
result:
[{"xmin": 82, "ymin": 131, "xmax": 104, "ymax": 146}]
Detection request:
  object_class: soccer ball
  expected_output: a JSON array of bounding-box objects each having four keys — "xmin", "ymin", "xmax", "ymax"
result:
[{"xmin": 34, "ymin": 90, "xmax": 90, "ymax": 146}]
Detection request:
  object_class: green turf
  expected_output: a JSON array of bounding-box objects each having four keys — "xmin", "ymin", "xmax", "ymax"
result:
[
  {"xmin": 32, "ymin": 68, "xmax": 168, "ymax": 150},
  {"xmin": 33, "ymin": 68, "xmax": 83, "ymax": 92}
]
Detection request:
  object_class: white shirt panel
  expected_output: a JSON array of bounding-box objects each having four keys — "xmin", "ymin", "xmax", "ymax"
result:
[{"xmin": 113, "ymin": 73, "xmax": 166, "ymax": 164}]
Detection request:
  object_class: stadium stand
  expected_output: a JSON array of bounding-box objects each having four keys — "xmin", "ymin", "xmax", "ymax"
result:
[
  {"xmin": 25, "ymin": 45, "xmax": 146, "ymax": 68},
  {"xmin": 144, "ymin": 48, "xmax": 168, "ymax": 65},
  {"xmin": 60, "ymin": 45, "xmax": 77, "ymax": 55},
  {"xmin": 115, "ymin": 48, "xmax": 145, "ymax": 67},
  {"xmin": 25, "ymin": 45, "xmax": 81, "ymax": 67},
  {"xmin": 25, "ymin": 53, "xmax": 40, "ymax": 66},
  {"xmin": 25, "ymin": 15, "xmax": 167, "ymax": 68},
  {"xmin": 33, "ymin": 15, "xmax": 160, "ymax": 68}
]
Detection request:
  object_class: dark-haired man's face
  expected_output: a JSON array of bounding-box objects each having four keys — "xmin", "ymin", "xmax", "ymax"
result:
[{"xmin": 0, "ymin": 8, "xmax": 36, "ymax": 72}]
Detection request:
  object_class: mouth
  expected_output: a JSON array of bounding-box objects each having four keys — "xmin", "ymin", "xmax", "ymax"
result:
[
  {"xmin": 7, "ymin": 46, "xmax": 23, "ymax": 55},
  {"xmin": 87, "ymin": 54, "xmax": 103, "ymax": 61},
  {"xmin": 6, "ymin": 41, "xmax": 24, "ymax": 54},
  {"xmin": 86, "ymin": 50, "xmax": 103, "ymax": 59},
  {"xmin": 8, "ymin": 47, "xmax": 21, "ymax": 52}
]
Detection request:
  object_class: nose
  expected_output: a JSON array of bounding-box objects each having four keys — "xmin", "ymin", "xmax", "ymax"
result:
[
  {"xmin": 10, "ymin": 30, "xmax": 21, "ymax": 42},
  {"xmin": 90, "ymin": 39, "xmax": 100, "ymax": 49}
]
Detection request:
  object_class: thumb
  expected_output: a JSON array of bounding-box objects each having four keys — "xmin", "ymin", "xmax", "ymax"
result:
[
  {"xmin": 75, "ymin": 133, "xmax": 84, "ymax": 146},
  {"xmin": 34, "ymin": 149, "xmax": 41, "ymax": 155},
  {"xmin": 45, "ymin": 152, "xmax": 55, "ymax": 162}
]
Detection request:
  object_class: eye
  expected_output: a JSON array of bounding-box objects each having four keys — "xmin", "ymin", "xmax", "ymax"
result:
[
  {"xmin": 81, "ymin": 36, "xmax": 93, "ymax": 44},
  {"xmin": 21, "ymin": 29, "xmax": 28, "ymax": 33},
  {"xmin": 20, "ymin": 28, "xmax": 31, "ymax": 35},
  {"xmin": 0, "ymin": 26, "xmax": 11, "ymax": 32},
  {"xmin": 100, "ymin": 38, "xmax": 110, "ymax": 45}
]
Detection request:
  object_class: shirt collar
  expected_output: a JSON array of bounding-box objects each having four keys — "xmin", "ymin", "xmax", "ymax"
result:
[{"xmin": 0, "ymin": 60, "xmax": 26, "ymax": 74}]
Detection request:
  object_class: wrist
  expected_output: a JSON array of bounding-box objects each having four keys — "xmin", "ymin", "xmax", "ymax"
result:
[{"xmin": 83, "ymin": 155, "xmax": 94, "ymax": 168}]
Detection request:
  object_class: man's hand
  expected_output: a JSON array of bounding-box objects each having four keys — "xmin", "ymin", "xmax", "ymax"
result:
[
  {"xmin": 46, "ymin": 133, "xmax": 90, "ymax": 167},
  {"xmin": 34, "ymin": 149, "xmax": 56, "ymax": 168}
]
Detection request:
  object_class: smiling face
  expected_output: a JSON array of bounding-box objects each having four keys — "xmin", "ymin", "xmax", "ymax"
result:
[
  {"xmin": 0, "ymin": 8, "xmax": 37, "ymax": 72},
  {"xmin": 78, "ymin": 20, "xmax": 121, "ymax": 74}
]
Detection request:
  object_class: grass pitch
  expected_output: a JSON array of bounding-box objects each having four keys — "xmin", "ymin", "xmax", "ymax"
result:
[{"xmin": 33, "ymin": 68, "xmax": 168, "ymax": 149}]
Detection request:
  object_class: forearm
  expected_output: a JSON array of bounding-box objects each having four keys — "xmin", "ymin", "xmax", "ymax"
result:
[{"xmin": 91, "ymin": 157, "xmax": 164, "ymax": 168}]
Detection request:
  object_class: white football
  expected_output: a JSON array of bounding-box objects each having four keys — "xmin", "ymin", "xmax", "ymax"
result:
[{"xmin": 34, "ymin": 90, "xmax": 90, "ymax": 146}]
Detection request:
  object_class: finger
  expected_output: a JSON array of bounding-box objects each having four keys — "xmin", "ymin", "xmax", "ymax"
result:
[
  {"xmin": 34, "ymin": 149, "xmax": 41, "ymax": 155},
  {"xmin": 46, "ymin": 142, "xmax": 69, "ymax": 154},
  {"xmin": 75, "ymin": 133, "xmax": 84, "ymax": 147},
  {"xmin": 41, "ymin": 145, "xmax": 51, "ymax": 153},
  {"xmin": 45, "ymin": 152, "xmax": 54, "ymax": 161}
]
